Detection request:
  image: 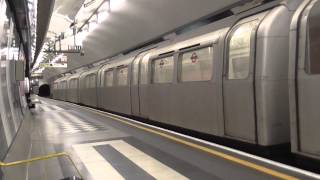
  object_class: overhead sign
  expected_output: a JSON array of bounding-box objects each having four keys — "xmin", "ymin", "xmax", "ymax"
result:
[
  {"xmin": 39, "ymin": 54, "xmax": 68, "ymax": 68},
  {"xmin": 31, "ymin": 73, "xmax": 43, "ymax": 78},
  {"xmin": 84, "ymin": 0, "xmax": 96, "ymax": 8},
  {"xmin": 39, "ymin": 62, "xmax": 67, "ymax": 68}
]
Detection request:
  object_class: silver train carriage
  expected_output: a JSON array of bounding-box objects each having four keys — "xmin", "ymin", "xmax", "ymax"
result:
[
  {"xmin": 289, "ymin": 0, "xmax": 320, "ymax": 161},
  {"xmin": 52, "ymin": 0, "xmax": 320, "ymax": 160}
]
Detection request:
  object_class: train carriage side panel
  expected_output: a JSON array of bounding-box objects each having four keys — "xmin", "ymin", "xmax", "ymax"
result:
[
  {"xmin": 146, "ymin": 25, "xmax": 229, "ymax": 135},
  {"xmin": 99, "ymin": 57, "xmax": 133, "ymax": 115},
  {"xmin": 289, "ymin": 0, "xmax": 320, "ymax": 160},
  {"xmin": 81, "ymin": 68, "xmax": 100, "ymax": 107},
  {"xmin": 99, "ymin": 65, "xmax": 114, "ymax": 111},
  {"xmin": 66, "ymin": 72, "xmax": 82, "ymax": 103},
  {"xmin": 254, "ymin": 4, "xmax": 299, "ymax": 145}
]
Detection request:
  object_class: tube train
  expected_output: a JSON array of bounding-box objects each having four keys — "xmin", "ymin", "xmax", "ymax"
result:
[{"xmin": 52, "ymin": 0, "xmax": 320, "ymax": 162}]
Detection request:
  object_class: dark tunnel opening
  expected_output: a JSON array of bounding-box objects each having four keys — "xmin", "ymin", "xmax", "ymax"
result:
[{"xmin": 38, "ymin": 84, "xmax": 50, "ymax": 97}]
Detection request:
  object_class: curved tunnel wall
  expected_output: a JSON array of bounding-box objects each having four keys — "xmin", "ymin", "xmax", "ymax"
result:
[{"xmin": 0, "ymin": 0, "xmax": 28, "ymax": 162}]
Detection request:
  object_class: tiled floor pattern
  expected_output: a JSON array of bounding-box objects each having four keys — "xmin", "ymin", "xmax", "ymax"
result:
[{"xmin": 36, "ymin": 104, "xmax": 107, "ymax": 135}]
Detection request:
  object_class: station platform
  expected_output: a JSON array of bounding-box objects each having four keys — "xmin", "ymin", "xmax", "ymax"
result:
[{"xmin": 4, "ymin": 96, "xmax": 320, "ymax": 180}]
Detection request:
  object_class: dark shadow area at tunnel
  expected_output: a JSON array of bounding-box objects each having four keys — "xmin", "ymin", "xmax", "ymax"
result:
[{"xmin": 38, "ymin": 84, "xmax": 50, "ymax": 97}]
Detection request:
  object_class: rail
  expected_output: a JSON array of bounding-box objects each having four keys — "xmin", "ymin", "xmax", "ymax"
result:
[{"xmin": 0, "ymin": 152, "xmax": 83, "ymax": 179}]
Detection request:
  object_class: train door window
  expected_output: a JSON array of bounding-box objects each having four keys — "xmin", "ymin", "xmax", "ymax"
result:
[
  {"xmin": 306, "ymin": 3, "xmax": 320, "ymax": 74},
  {"xmin": 90, "ymin": 75, "xmax": 96, "ymax": 88},
  {"xmin": 117, "ymin": 67, "xmax": 128, "ymax": 86},
  {"xmin": 227, "ymin": 21, "xmax": 258, "ymax": 79},
  {"xmin": 152, "ymin": 56, "xmax": 174, "ymax": 83},
  {"xmin": 69, "ymin": 80, "xmax": 72, "ymax": 88},
  {"xmin": 132, "ymin": 59, "xmax": 140, "ymax": 85},
  {"xmin": 180, "ymin": 47, "xmax": 213, "ymax": 82},
  {"xmin": 105, "ymin": 70, "xmax": 114, "ymax": 87},
  {"xmin": 140, "ymin": 54, "xmax": 150, "ymax": 84},
  {"xmin": 61, "ymin": 81, "xmax": 67, "ymax": 89},
  {"xmin": 74, "ymin": 79, "xmax": 78, "ymax": 88},
  {"xmin": 69, "ymin": 79, "xmax": 74, "ymax": 88},
  {"xmin": 86, "ymin": 76, "xmax": 90, "ymax": 88}
]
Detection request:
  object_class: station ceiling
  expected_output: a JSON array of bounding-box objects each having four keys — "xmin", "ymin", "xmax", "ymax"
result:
[{"xmin": 36, "ymin": 0, "xmax": 253, "ymax": 80}]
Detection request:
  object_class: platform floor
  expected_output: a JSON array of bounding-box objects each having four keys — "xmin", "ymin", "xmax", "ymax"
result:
[{"xmin": 16, "ymin": 97, "xmax": 320, "ymax": 179}]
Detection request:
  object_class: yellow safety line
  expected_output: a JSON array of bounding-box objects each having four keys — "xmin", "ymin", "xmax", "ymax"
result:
[
  {"xmin": 77, "ymin": 105, "xmax": 299, "ymax": 180},
  {"xmin": 0, "ymin": 152, "xmax": 83, "ymax": 179}
]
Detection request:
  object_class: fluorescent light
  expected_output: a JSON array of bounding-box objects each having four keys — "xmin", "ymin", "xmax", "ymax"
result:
[
  {"xmin": 110, "ymin": 0, "xmax": 126, "ymax": 11},
  {"xmin": 89, "ymin": 21, "xmax": 98, "ymax": 31},
  {"xmin": 97, "ymin": 11, "xmax": 109, "ymax": 23}
]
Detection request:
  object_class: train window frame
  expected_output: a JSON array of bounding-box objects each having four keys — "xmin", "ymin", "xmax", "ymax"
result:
[
  {"xmin": 70, "ymin": 78, "xmax": 78, "ymax": 89},
  {"xmin": 61, "ymin": 81, "xmax": 67, "ymax": 89},
  {"xmin": 178, "ymin": 44, "xmax": 214, "ymax": 82},
  {"xmin": 140, "ymin": 54, "xmax": 150, "ymax": 85},
  {"xmin": 104, "ymin": 69, "xmax": 114, "ymax": 87},
  {"xmin": 151, "ymin": 54, "xmax": 175, "ymax": 84},
  {"xmin": 304, "ymin": 2, "xmax": 320, "ymax": 75},
  {"xmin": 85, "ymin": 75, "xmax": 90, "ymax": 88},
  {"xmin": 85, "ymin": 74, "xmax": 95, "ymax": 88},
  {"xmin": 132, "ymin": 57, "xmax": 141, "ymax": 86},
  {"xmin": 226, "ymin": 20, "xmax": 259, "ymax": 80},
  {"xmin": 53, "ymin": 83, "xmax": 57, "ymax": 90},
  {"xmin": 74, "ymin": 79, "xmax": 79, "ymax": 89},
  {"xmin": 90, "ymin": 74, "xmax": 96, "ymax": 88},
  {"xmin": 69, "ymin": 79, "xmax": 73, "ymax": 88},
  {"xmin": 116, "ymin": 66, "xmax": 129, "ymax": 86}
]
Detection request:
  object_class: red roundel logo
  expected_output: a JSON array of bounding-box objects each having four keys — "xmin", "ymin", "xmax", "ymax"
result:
[{"xmin": 191, "ymin": 53, "xmax": 198, "ymax": 63}]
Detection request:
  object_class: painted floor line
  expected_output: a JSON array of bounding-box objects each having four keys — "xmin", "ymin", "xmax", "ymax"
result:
[
  {"xmin": 72, "ymin": 105, "xmax": 300, "ymax": 179},
  {"xmin": 73, "ymin": 143, "xmax": 125, "ymax": 180},
  {"xmin": 46, "ymin": 98, "xmax": 320, "ymax": 179},
  {"xmin": 73, "ymin": 140, "xmax": 188, "ymax": 180}
]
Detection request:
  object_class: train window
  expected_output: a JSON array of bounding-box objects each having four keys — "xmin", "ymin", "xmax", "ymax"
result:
[
  {"xmin": 306, "ymin": 3, "xmax": 320, "ymax": 74},
  {"xmin": 69, "ymin": 80, "xmax": 73, "ymax": 88},
  {"xmin": 86, "ymin": 76, "xmax": 90, "ymax": 88},
  {"xmin": 69, "ymin": 79, "xmax": 77, "ymax": 89},
  {"xmin": 180, "ymin": 47, "xmax": 213, "ymax": 82},
  {"xmin": 228, "ymin": 21, "xmax": 257, "ymax": 79},
  {"xmin": 152, "ymin": 56, "xmax": 174, "ymax": 83},
  {"xmin": 61, "ymin": 81, "xmax": 67, "ymax": 89},
  {"xmin": 140, "ymin": 54, "xmax": 149, "ymax": 84},
  {"xmin": 132, "ymin": 59, "xmax": 140, "ymax": 85},
  {"xmin": 74, "ymin": 79, "xmax": 78, "ymax": 88},
  {"xmin": 105, "ymin": 70, "xmax": 114, "ymax": 87},
  {"xmin": 90, "ymin": 75, "xmax": 96, "ymax": 88},
  {"xmin": 117, "ymin": 67, "xmax": 128, "ymax": 86}
]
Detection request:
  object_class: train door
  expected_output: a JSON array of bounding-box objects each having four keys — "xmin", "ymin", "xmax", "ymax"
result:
[
  {"xmin": 223, "ymin": 20, "xmax": 260, "ymax": 143},
  {"xmin": 130, "ymin": 55, "xmax": 142, "ymax": 116},
  {"xmin": 293, "ymin": 0, "xmax": 320, "ymax": 157}
]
